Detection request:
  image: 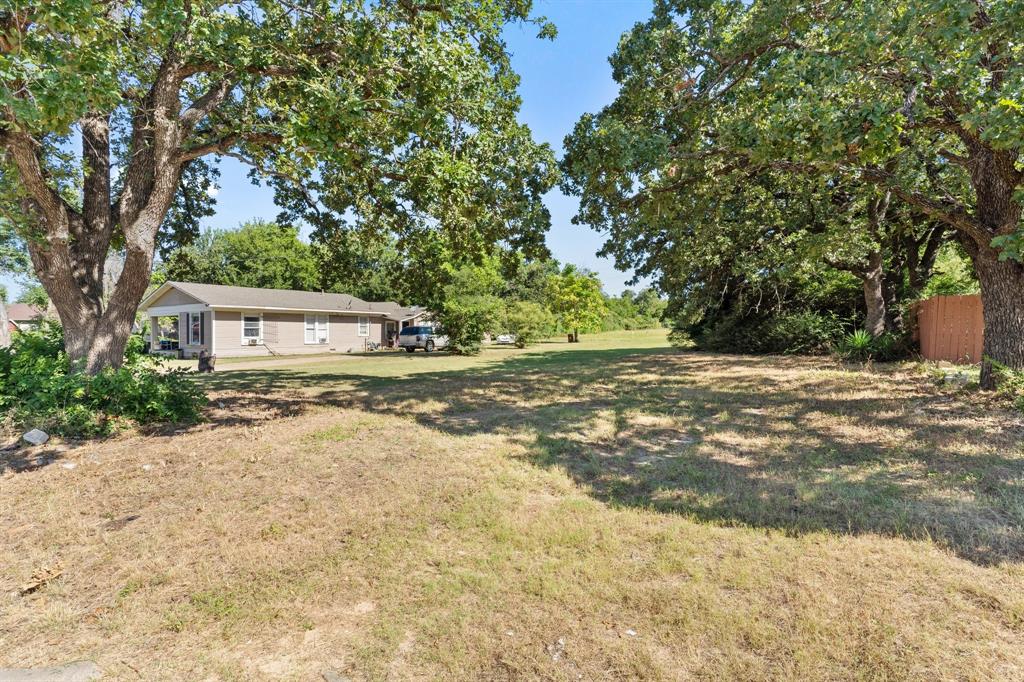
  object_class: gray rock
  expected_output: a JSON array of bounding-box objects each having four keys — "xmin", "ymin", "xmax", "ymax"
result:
[
  {"xmin": 322, "ymin": 672, "xmax": 350, "ymax": 682},
  {"xmin": 22, "ymin": 429, "xmax": 49, "ymax": 446},
  {"xmin": 0, "ymin": 660, "xmax": 100, "ymax": 681},
  {"xmin": 941, "ymin": 370, "xmax": 970, "ymax": 387}
]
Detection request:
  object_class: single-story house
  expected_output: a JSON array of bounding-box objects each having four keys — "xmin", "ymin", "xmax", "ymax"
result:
[
  {"xmin": 6, "ymin": 303, "xmax": 45, "ymax": 333},
  {"xmin": 139, "ymin": 281, "xmax": 428, "ymax": 358}
]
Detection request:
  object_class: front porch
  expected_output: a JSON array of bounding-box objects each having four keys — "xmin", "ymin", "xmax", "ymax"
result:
[{"xmin": 146, "ymin": 306, "xmax": 212, "ymax": 360}]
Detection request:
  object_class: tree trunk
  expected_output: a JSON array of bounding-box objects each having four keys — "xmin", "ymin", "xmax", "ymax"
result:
[
  {"xmin": 963, "ymin": 145, "xmax": 1024, "ymax": 389},
  {"xmin": 974, "ymin": 250, "xmax": 1024, "ymax": 388},
  {"xmin": 881, "ymin": 271, "xmax": 904, "ymax": 334},
  {"xmin": 47, "ymin": 237, "xmax": 158, "ymax": 374},
  {"xmin": 62, "ymin": 318, "xmax": 136, "ymax": 374},
  {"xmin": 0, "ymin": 299, "xmax": 9, "ymax": 348},
  {"xmin": 862, "ymin": 251, "xmax": 887, "ymax": 337},
  {"xmin": 573, "ymin": 328, "xmax": 579, "ymax": 343}
]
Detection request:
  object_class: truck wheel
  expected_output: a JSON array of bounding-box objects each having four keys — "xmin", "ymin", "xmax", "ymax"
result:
[{"xmin": 405, "ymin": 346, "xmax": 415, "ymax": 353}]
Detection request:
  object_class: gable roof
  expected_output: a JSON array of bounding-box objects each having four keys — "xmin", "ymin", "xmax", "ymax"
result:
[
  {"xmin": 6, "ymin": 303, "xmax": 44, "ymax": 322},
  {"xmin": 141, "ymin": 282, "xmax": 425, "ymax": 320}
]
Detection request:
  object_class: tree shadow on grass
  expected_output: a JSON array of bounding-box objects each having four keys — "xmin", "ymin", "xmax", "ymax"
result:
[
  {"xmin": 196, "ymin": 344, "xmax": 1024, "ymax": 565},
  {"xmin": 0, "ymin": 445, "xmax": 67, "ymax": 474}
]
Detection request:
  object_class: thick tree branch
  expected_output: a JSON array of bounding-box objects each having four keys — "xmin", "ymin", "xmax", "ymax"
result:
[
  {"xmin": 115, "ymin": 50, "xmax": 186, "ymax": 231},
  {"xmin": 81, "ymin": 113, "xmax": 112, "ymax": 236},
  {"xmin": 177, "ymin": 131, "xmax": 284, "ymax": 162},
  {"xmin": 79, "ymin": 112, "xmax": 114, "ymax": 302},
  {"xmin": 180, "ymin": 78, "xmax": 236, "ymax": 130},
  {"xmin": 858, "ymin": 167, "xmax": 990, "ymax": 245},
  {"xmin": 937, "ymin": 148, "xmax": 969, "ymax": 167},
  {"xmin": 2, "ymin": 131, "xmax": 76, "ymax": 229}
]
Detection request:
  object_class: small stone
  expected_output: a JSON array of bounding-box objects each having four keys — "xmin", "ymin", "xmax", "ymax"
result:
[
  {"xmin": 322, "ymin": 672, "xmax": 350, "ymax": 682},
  {"xmin": 61, "ymin": 462, "xmax": 77, "ymax": 470},
  {"xmin": 141, "ymin": 464, "xmax": 153, "ymax": 472},
  {"xmin": 941, "ymin": 370, "xmax": 970, "ymax": 387},
  {"xmin": 22, "ymin": 429, "xmax": 49, "ymax": 446},
  {"xmin": 624, "ymin": 628, "xmax": 638, "ymax": 637}
]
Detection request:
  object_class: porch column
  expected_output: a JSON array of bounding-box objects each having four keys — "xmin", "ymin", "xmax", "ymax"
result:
[{"xmin": 150, "ymin": 315, "xmax": 159, "ymax": 353}]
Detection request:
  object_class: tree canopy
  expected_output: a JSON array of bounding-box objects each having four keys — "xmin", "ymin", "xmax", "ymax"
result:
[
  {"xmin": 158, "ymin": 220, "xmax": 319, "ymax": 291},
  {"xmin": 0, "ymin": 0, "xmax": 557, "ymax": 372},
  {"xmin": 563, "ymin": 0, "xmax": 1024, "ymax": 386},
  {"xmin": 547, "ymin": 266, "xmax": 606, "ymax": 341}
]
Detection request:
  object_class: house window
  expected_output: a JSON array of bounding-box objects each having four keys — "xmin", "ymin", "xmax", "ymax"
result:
[
  {"xmin": 242, "ymin": 315, "xmax": 262, "ymax": 344},
  {"xmin": 357, "ymin": 316, "xmax": 370, "ymax": 337},
  {"xmin": 187, "ymin": 312, "xmax": 203, "ymax": 346},
  {"xmin": 305, "ymin": 314, "xmax": 329, "ymax": 344}
]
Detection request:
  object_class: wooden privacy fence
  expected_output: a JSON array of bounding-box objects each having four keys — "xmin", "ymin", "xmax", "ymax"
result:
[{"xmin": 914, "ymin": 294, "xmax": 983, "ymax": 364}]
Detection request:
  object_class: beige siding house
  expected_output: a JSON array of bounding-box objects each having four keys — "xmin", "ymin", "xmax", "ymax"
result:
[{"xmin": 140, "ymin": 281, "xmax": 427, "ymax": 358}]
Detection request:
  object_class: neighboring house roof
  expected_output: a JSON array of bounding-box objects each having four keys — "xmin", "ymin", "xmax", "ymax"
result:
[
  {"xmin": 6, "ymin": 303, "xmax": 44, "ymax": 322},
  {"xmin": 369, "ymin": 300, "xmax": 429, "ymax": 322},
  {"xmin": 141, "ymin": 282, "xmax": 427, "ymax": 320}
]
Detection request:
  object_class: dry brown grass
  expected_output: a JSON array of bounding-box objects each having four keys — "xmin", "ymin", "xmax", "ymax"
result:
[{"xmin": 2, "ymin": 330, "xmax": 1024, "ymax": 680}]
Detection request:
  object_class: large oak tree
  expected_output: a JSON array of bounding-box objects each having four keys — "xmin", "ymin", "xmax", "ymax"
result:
[
  {"xmin": 0, "ymin": 0, "xmax": 556, "ymax": 373},
  {"xmin": 563, "ymin": 0, "xmax": 1023, "ymax": 387}
]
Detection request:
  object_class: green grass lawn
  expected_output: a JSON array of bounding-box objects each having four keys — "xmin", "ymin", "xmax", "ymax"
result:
[{"xmin": 3, "ymin": 329, "xmax": 1023, "ymax": 680}]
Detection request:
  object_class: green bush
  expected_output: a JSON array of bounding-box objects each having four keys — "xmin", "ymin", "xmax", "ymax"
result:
[
  {"xmin": 991, "ymin": 360, "xmax": 1024, "ymax": 415},
  {"xmin": 0, "ymin": 321, "xmax": 206, "ymax": 437},
  {"xmin": 918, "ymin": 243, "xmax": 979, "ymax": 298},
  {"xmin": 835, "ymin": 330, "xmax": 912, "ymax": 362},
  {"xmin": 695, "ymin": 311, "xmax": 845, "ymax": 355},
  {"xmin": 835, "ymin": 330, "xmax": 874, "ymax": 361},
  {"xmin": 505, "ymin": 301, "xmax": 555, "ymax": 348},
  {"xmin": 437, "ymin": 294, "xmax": 502, "ymax": 355}
]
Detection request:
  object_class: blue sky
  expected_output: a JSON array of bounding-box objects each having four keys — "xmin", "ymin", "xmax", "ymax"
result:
[
  {"xmin": 3, "ymin": 0, "xmax": 654, "ymax": 300},
  {"xmin": 504, "ymin": 0, "xmax": 653, "ymax": 292}
]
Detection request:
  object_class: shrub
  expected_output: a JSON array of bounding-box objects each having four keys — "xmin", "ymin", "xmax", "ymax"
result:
[
  {"xmin": 835, "ymin": 330, "xmax": 874, "ymax": 361},
  {"xmin": 695, "ymin": 311, "xmax": 845, "ymax": 355},
  {"xmin": 437, "ymin": 294, "xmax": 503, "ymax": 355},
  {"xmin": 835, "ymin": 330, "xmax": 912, "ymax": 362},
  {"xmin": 505, "ymin": 301, "xmax": 555, "ymax": 348},
  {"xmin": 990, "ymin": 359, "xmax": 1024, "ymax": 415},
  {"xmin": 0, "ymin": 321, "xmax": 206, "ymax": 438}
]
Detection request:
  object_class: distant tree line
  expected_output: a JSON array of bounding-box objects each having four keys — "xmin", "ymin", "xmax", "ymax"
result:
[{"xmin": 155, "ymin": 220, "xmax": 666, "ymax": 352}]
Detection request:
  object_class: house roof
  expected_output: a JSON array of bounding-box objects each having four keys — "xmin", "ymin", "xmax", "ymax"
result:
[
  {"xmin": 6, "ymin": 303, "xmax": 44, "ymax": 322},
  {"xmin": 141, "ymin": 281, "xmax": 426, "ymax": 320},
  {"xmin": 367, "ymin": 300, "xmax": 428, "ymax": 321}
]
